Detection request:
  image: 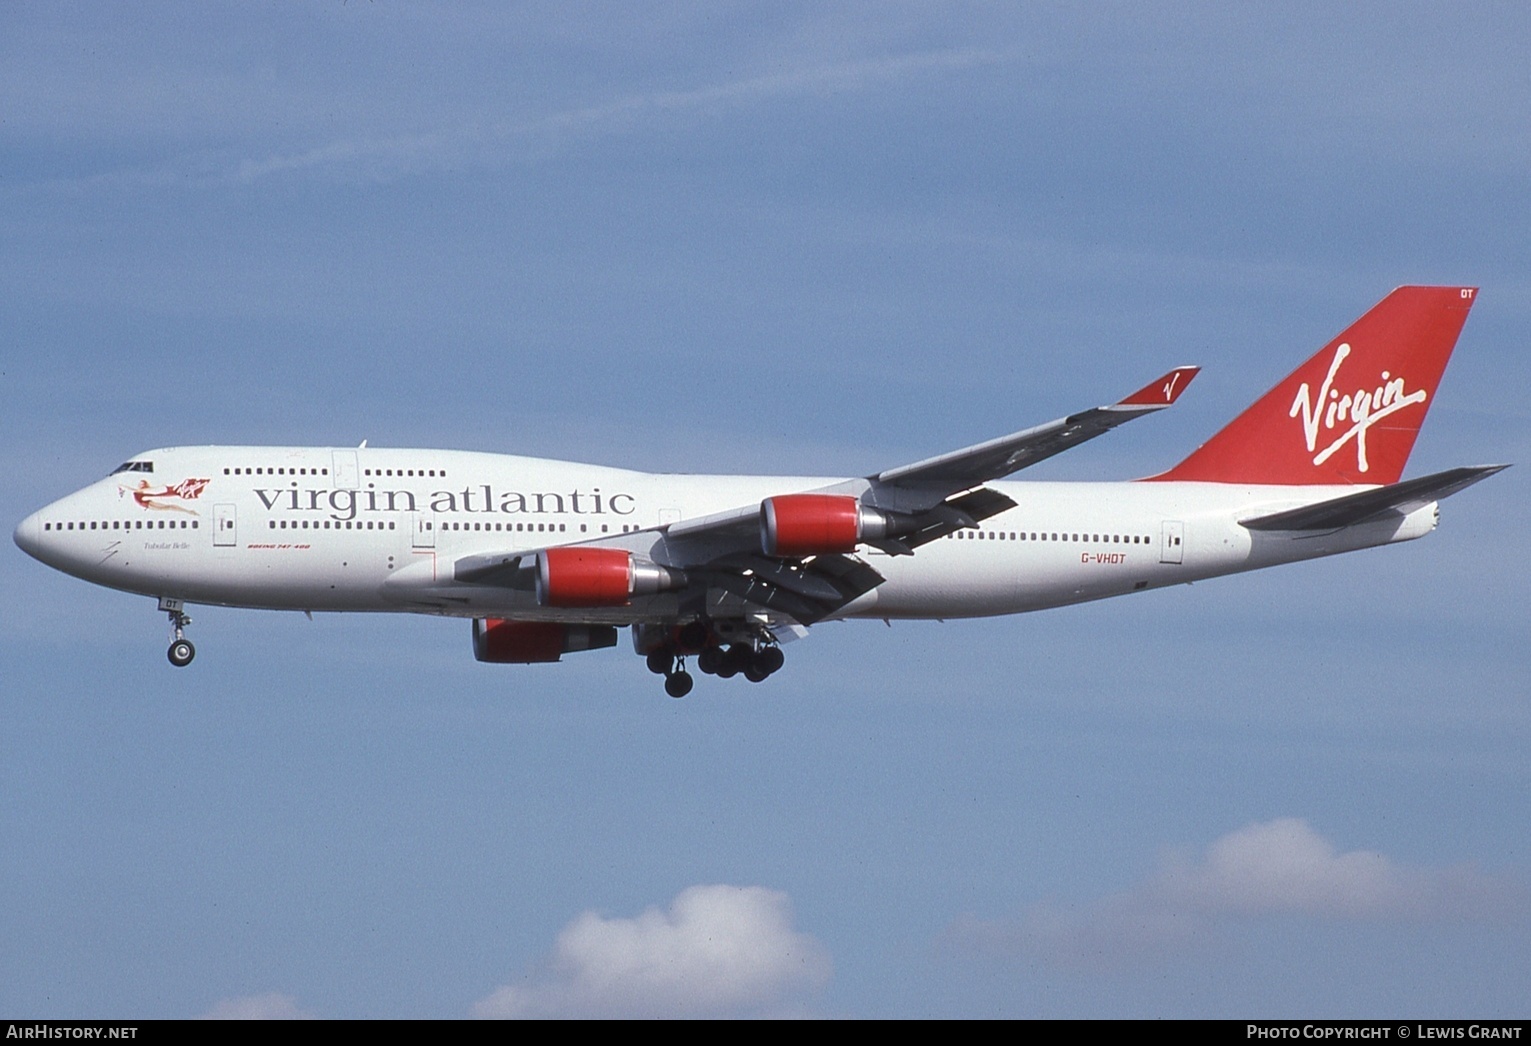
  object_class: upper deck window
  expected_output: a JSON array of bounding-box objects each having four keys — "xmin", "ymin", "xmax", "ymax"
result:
[{"xmin": 111, "ymin": 461, "xmax": 154, "ymax": 475}]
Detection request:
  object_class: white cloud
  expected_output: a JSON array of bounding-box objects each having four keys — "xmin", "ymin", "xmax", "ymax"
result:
[
  {"xmin": 473, "ymin": 884, "xmax": 832, "ymax": 1019},
  {"xmin": 951, "ymin": 818, "xmax": 1528, "ymax": 971},
  {"xmin": 199, "ymin": 993, "xmax": 316, "ymax": 1020},
  {"xmin": 1155, "ymin": 817, "xmax": 1418, "ymax": 918}
]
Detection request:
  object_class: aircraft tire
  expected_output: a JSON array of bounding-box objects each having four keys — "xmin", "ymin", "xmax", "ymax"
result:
[
  {"xmin": 723, "ymin": 644, "xmax": 753, "ymax": 676},
  {"xmin": 168, "ymin": 639, "xmax": 196, "ymax": 667},
  {"xmin": 664, "ymin": 671, "xmax": 694, "ymax": 698}
]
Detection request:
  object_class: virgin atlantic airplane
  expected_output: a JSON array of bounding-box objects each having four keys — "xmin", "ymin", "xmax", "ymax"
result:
[{"xmin": 14, "ymin": 286, "xmax": 1503, "ymax": 696}]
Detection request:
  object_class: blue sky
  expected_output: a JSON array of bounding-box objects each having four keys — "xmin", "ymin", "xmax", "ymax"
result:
[{"xmin": 3, "ymin": 3, "xmax": 1528, "ymax": 1018}]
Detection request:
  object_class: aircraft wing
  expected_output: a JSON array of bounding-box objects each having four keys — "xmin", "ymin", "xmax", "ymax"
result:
[
  {"xmin": 451, "ymin": 541, "xmax": 887, "ymax": 625},
  {"xmin": 871, "ymin": 366, "xmax": 1199, "ymax": 498},
  {"xmin": 664, "ymin": 365, "xmax": 1200, "ymax": 535},
  {"xmin": 450, "ymin": 367, "xmax": 1199, "ymax": 624}
]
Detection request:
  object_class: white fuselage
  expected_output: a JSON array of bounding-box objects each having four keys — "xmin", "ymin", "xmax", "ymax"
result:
[{"xmin": 13, "ymin": 445, "xmax": 1437, "ymax": 624}]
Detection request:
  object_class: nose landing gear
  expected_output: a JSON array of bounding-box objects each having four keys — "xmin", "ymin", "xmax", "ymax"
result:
[{"xmin": 159, "ymin": 597, "xmax": 195, "ymax": 667}]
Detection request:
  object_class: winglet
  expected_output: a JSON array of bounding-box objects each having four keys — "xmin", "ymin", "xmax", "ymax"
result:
[{"xmin": 1118, "ymin": 366, "xmax": 1200, "ymax": 407}]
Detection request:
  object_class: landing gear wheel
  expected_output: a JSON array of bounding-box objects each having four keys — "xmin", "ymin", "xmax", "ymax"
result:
[
  {"xmin": 664, "ymin": 670, "xmax": 694, "ymax": 698},
  {"xmin": 741, "ymin": 645, "xmax": 783, "ymax": 683},
  {"xmin": 168, "ymin": 639, "xmax": 196, "ymax": 667},
  {"xmin": 757, "ymin": 646, "xmax": 785, "ymax": 675},
  {"xmin": 697, "ymin": 646, "xmax": 724, "ymax": 675},
  {"xmin": 717, "ymin": 643, "xmax": 751, "ymax": 679},
  {"xmin": 159, "ymin": 598, "xmax": 195, "ymax": 668},
  {"xmin": 646, "ymin": 649, "xmax": 674, "ymax": 675}
]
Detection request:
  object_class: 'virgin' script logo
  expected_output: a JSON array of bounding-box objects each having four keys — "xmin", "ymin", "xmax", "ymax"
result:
[{"xmin": 1288, "ymin": 343, "xmax": 1426, "ymax": 474}]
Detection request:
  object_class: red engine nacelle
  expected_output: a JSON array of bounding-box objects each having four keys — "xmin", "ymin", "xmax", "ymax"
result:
[
  {"xmin": 472, "ymin": 619, "xmax": 618, "ymax": 663},
  {"xmin": 760, "ymin": 494, "xmax": 892, "ymax": 556},
  {"xmin": 537, "ymin": 547, "xmax": 631, "ymax": 607},
  {"xmin": 535, "ymin": 547, "xmax": 686, "ymax": 608}
]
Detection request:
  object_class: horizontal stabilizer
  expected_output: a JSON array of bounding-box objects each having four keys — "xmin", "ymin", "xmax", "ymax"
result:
[{"xmin": 1240, "ymin": 465, "xmax": 1507, "ymax": 531}]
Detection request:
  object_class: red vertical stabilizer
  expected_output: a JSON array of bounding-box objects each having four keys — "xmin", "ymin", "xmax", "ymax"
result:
[{"xmin": 1149, "ymin": 286, "xmax": 1477, "ymax": 486}]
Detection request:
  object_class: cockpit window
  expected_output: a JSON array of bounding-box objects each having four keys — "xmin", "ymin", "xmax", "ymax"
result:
[{"xmin": 111, "ymin": 461, "xmax": 154, "ymax": 475}]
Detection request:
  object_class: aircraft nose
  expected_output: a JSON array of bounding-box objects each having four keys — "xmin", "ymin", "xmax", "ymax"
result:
[{"xmin": 13, "ymin": 510, "xmax": 42, "ymax": 560}]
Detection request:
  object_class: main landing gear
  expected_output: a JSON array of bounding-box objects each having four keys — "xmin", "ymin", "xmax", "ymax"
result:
[
  {"xmin": 696, "ymin": 643, "xmax": 784, "ymax": 683},
  {"xmin": 646, "ymin": 648, "xmax": 695, "ymax": 698},
  {"xmin": 159, "ymin": 597, "xmax": 195, "ymax": 667},
  {"xmin": 664, "ymin": 664, "xmax": 694, "ymax": 699},
  {"xmin": 641, "ymin": 628, "xmax": 786, "ymax": 697}
]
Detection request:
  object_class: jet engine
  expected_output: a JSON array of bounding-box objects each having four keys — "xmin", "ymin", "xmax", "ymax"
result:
[
  {"xmin": 535, "ymin": 547, "xmax": 685, "ymax": 607},
  {"xmin": 760, "ymin": 494, "xmax": 894, "ymax": 556},
  {"xmin": 471, "ymin": 618, "xmax": 619, "ymax": 663}
]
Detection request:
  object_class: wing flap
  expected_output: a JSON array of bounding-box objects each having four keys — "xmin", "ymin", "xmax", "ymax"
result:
[
  {"xmin": 701, "ymin": 553, "xmax": 885, "ymax": 625},
  {"xmin": 869, "ymin": 487, "xmax": 1018, "ymax": 554}
]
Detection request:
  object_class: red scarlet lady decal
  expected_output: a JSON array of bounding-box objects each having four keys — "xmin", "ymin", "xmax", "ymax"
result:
[{"xmin": 121, "ymin": 477, "xmax": 211, "ymax": 514}]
